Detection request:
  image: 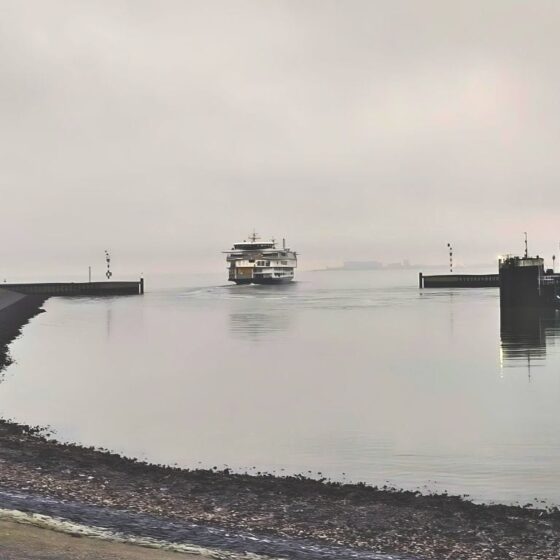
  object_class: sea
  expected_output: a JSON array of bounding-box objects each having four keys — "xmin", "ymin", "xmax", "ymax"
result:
[{"xmin": 2, "ymin": 269, "xmax": 560, "ymax": 508}]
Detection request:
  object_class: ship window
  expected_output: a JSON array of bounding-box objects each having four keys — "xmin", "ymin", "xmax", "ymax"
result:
[
  {"xmin": 266, "ymin": 261, "xmax": 270, "ymax": 266},
  {"xmin": 281, "ymin": 260, "xmax": 288, "ymax": 265}
]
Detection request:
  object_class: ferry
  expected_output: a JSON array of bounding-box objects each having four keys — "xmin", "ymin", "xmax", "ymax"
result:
[{"xmin": 225, "ymin": 232, "xmax": 297, "ymax": 284}]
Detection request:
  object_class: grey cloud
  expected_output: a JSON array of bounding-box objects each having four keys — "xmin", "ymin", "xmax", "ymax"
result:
[{"xmin": 1, "ymin": 0, "xmax": 560, "ymax": 276}]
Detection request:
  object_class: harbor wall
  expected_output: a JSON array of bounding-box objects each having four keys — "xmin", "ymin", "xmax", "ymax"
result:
[
  {"xmin": 0, "ymin": 281, "xmax": 143, "ymax": 296},
  {"xmin": 0, "ymin": 289, "xmax": 26, "ymax": 311},
  {"xmin": 0, "ymin": 289, "xmax": 47, "ymax": 371},
  {"xmin": 419, "ymin": 273, "xmax": 500, "ymax": 288},
  {"xmin": 0, "ymin": 279, "xmax": 143, "ymax": 371}
]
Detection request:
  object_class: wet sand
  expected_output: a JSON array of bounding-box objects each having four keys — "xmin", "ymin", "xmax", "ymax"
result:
[
  {"xmin": 1, "ymin": 295, "xmax": 560, "ymax": 559},
  {"xmin": 0, "ymin": 519, "xmax": 200, "ymax": 560}
]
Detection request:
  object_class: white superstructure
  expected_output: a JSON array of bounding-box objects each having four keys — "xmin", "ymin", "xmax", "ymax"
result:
[{"xmin": 225, "ymin": 232, "xmax": 297, "ymax": 284}]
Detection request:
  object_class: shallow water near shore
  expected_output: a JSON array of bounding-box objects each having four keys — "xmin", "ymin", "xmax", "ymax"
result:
[{"xmin": 2, "ymin": 270, "xmax": 560, "ymax": 507}]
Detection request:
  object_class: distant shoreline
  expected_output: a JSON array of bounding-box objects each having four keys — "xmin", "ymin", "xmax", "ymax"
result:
[
  {"xmin": 312, "ymin": 265, "xmax": 496, "ymax": 273},
  {"xmin": 0, "ymin": 293, "xmax": 559, "ymax": 559}
]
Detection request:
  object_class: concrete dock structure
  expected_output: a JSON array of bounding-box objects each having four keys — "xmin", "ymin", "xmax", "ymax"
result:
[
  {"xmin": 419, "ymin": 255, "xmax": 560, "ymax": 308},
  {"xmin": 0, "ymin": 280, "xmax": 144, "ymax": 297},
  {"xmin": 419, "ymin": 273, "xmax": 500, "ymax": 289},
  {"xmin": 0, "ymin": 278, "xmax": 143, "ymax": 371},
  {"xmin": 0, "ymin": 289, "xmax": 48, "ymax": 369},
  {"xmin": 499, "ymin": 256, "xmax": 560, "ymax": 307}
]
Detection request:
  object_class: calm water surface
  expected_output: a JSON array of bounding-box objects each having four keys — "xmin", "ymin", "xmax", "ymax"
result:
[{"xmin": 2, "ymin": 270, "xmax": 560, "ymax": 506}]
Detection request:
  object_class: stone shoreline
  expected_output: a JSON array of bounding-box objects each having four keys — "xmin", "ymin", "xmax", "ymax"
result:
[
  {"xmin": 1, "ymin": 295, "xmax": 560, "ymax": 559},
  {"xmin": 0, "ymin": 419, "xmax": 559, "ymax": 559},
  {"xmin": 0, "ymin": 290, "xmax": 47, "ymax": 373}
]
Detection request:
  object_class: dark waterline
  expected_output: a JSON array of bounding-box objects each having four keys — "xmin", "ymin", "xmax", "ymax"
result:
[{"xmin": 2, "ymin": 270, "xmax": 560, "ymax": 506}]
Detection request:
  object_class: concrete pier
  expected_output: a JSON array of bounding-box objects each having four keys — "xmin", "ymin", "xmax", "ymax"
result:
[
  {"xmin": 419, "ymin": 274, "xmax": 500, "ymax": 288},
  {"xmin": 0, "ymin": 280, "xmax": 144, "ymax": 297},
  {"xmin": 0, "ymin": 289, "xmax": 48, "ymax": 370},
  {"xmin": 499, "ymin": 256, "xmax": 560, "ymax": 307}
]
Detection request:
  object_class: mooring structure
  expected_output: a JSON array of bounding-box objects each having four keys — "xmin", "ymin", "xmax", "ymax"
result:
[{"xmin": 499, "ymin": 256, "xmax": 560, "ymax": 307}]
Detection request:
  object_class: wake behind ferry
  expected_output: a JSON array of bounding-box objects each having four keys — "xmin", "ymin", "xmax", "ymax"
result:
[{"xmin": 225, "ymin": 232, "xmax": 297, "ymax": 284}]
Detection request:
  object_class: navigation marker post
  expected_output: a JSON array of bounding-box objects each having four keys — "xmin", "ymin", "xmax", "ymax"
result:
[{"xmin": 105, "ymin": 250, "xmax": 112, "ymax": 280}]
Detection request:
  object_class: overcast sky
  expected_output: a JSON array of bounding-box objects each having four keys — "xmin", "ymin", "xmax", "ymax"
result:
[{"xmin": 2, "ymin": 0, "xmax": 560, "ymax": 277}]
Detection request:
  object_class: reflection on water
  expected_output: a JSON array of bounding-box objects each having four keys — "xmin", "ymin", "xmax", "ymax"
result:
[
  {"xmin": 106, "ymin": 304, "xmax": 113, "ymax": 338},
  {"xmin": 228, "ymin": 283, "xmax": 296, "ymax": 340},
  {"xmin": 229, "ymin": 313, "xmax": 292, "ymax": 340},
  {"xmin": 500, "ymin": 308, "xmax": 560, "ymax": 368}
]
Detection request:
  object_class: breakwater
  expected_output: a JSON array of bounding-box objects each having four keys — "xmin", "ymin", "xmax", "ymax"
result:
[
  {"xmin": 419, "ymin": 273, "xmax": 500, "ymax": 288},
  {"xmin": 0, "ymin": 290, "xmax": 47, "ymax": 372},
  {"xmin": 0, "ymin": 278, "xmax": 144, "ymax": 371},
  {"xmin": 1, "ymin": 280, "xmax": 144, "ymax": 296}
]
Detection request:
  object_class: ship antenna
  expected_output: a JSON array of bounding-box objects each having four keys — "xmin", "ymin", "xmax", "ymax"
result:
[
  {"xmin": 524, "ymin": 232, "xmax": 528, "ymax": 259},
  {"xmin": 249, "ymin": 230, "xmax": 259, "ymax": 242}
]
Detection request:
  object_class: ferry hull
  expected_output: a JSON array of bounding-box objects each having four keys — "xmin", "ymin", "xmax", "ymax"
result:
[
  {"xmin": 232, "ymin": 278, "xmax": 293, "ymax": 285},
  {"xmin": 252, "ymin": 277, "xmax": 294, "ymax": 285}
]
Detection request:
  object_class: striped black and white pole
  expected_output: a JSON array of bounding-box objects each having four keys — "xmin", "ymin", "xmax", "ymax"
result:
[
  {"xmin": 105, "ymin": 250, "xmax": 112, "ymax": 280},
  {"xmin": 447, "ymin": 243, "xmax": 453, "ymax": 273}
]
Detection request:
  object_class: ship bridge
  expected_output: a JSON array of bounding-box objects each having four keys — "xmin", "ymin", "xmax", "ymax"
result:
[{"xmin": 232, "ymin": 242, "xmax": 276, "ymax": 251}]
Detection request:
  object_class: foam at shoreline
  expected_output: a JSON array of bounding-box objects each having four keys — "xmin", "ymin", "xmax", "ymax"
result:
[{"xmin": 0, "ymin": 508, "xmax": 269, "ymax": 559}]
